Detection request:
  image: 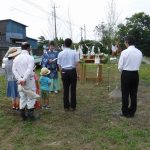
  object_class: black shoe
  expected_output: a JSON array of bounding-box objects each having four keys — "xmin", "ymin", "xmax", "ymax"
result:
[
  {"xmin": 64, "ymin": 108, "xmax": 69, "ymax": 112},
  {"xmin": 119, "ymin": 113, "xmax": 124, "ymax": 117},
  {"xmin": 70, "ymin": 108, "xmax": 76, "ymax": 111},
  {"xmin": 120, "ymin": 113, "xmax": 133, "ymax": 118},
  {"xmin": 113, "ymin": 112, "xmax": 130, "ymax": 118},
  {"xmin": 20, "ymin": 109, "xmax": 28, "ymax": 121},
  {"xmin": 27, "ymin": 108, "xmax": 38, "ymax": 121},
  {"xmin": 128, "ymin": 114, "xmax": 135, "ymax": 118}
]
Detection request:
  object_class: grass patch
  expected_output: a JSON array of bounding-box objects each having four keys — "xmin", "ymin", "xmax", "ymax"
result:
[
  {"xmin": 0, "ymin": 64, "xmax": 149, "ymax": 149},
  {"xmin": 139, "ymin": 64, "xmax": 150, "ymax": 84}
]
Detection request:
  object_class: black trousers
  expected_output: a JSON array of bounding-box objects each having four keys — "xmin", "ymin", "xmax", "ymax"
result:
[
  {"xmin": 61, "ymin": 69, "xmax": 77, "ymax": 109},
  {"xmin": 121, "ymin": 70, "xmax": 139, "ymax": 116}
]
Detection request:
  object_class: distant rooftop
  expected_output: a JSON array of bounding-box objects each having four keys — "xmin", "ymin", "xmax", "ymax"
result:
[
  {"xmin": 0, "ymin": 19, "xmax": 28, "ymax": 27},
  {"xmin": 26, "ymin": 37, "xmax": 37, "ymax": 41}
]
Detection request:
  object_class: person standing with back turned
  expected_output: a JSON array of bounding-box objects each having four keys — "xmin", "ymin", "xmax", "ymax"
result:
[
  {"xmin": 13, "ymin": 42, "xmax": 36, "ymax": 121},
  {"xmin": 118, "ymin": 36, "xmax": 143, "ymax": 118},
  {"xmin": 57, "ymin": 38, "xmax": 79, "ymax": 111}
]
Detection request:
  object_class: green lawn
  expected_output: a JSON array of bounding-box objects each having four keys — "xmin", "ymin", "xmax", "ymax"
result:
[
  {"xmin": 139, "ymin": 64, "xmax": 150, "ymax": 83},
  {"xmin": 144, "ymin": 56, "xmax": 150, "ymax": 62},
  {"xmin": 0, "ymin": 64, "xmax": 149, "ymax": 150}
]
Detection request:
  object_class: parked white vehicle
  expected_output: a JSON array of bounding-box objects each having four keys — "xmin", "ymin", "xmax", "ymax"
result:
[
  {"xmin": 1, "ymin": 47, "xmax": 42, "ymax": 68},
  {"xmin": 2, "ymin": 57, "xmax": 8, "ymax": 69}
]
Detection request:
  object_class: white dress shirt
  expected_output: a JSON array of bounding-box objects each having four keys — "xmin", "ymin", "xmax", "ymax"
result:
[
  {"xmin": 118, "ymin": 45, "xmax": 143, "ymax": 72},
  {"xmin": 57, "ymin": 48, "xmax": 79, "ymax": 69},
  {"xmin": 12, "ymin": 50, "xmax": 34, "ymax": 81}
]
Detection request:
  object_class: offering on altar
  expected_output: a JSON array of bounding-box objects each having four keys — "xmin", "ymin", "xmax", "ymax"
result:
[
  {"xmin": 111, "ymin": 42, "xmax": 122, "ymax": 56},
  {"xmin": 94, "ymin": 54, "xmax": 100, "ymax": 64}
]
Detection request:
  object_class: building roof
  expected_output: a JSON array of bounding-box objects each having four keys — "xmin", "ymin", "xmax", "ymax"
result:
[
  {"xmin": 26, "ymin": 37, "xmax": 37, "ymax": 41},
  {"xmin": 0, "ymin": 19, "xmax": 28, "ymax": 27}
]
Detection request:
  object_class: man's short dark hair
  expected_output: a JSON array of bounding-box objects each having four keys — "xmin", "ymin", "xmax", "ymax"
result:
[
  {"xmin": 124, "ymin": 35, "xmax": 135, "ymax": 45},
  {"xmin": 64, "ymin": 38, "xmax": 72, "ymax": 47},
  {"xmin": 21, "ymin": 42, "xmax": 30, "ymax": 49},
  {"xmin": 49, "ymin": 41, "xmax": 55, "ymax": 46}
]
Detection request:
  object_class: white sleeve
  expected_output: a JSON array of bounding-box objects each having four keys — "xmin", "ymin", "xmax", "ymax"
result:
[
  {"xmin": 118, "ymin": 52, "xmax": 124, "ymax": 72},
  {"xmin": 23, "ymin": 56, "xmax": 34, "ymax": 81},
  {"xmin": 57, "ymin": 53, "xmax": 61, "ymax": 65},
  {"xmin": 12, "ymin": 60, "xmax": 22, "ymax": 81}
]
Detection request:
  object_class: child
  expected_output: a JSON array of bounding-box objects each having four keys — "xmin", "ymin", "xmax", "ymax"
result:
[
  {"xmin": 39, "ymin": 67, "xmax": 51, "ymax": 109},
  {"xmin": 33, "ymin": 66, "xmax": 41, "ymax": 109},
  {"xmin": 5, "ymin": 47, "xmax": 20, "ymax": 110}
]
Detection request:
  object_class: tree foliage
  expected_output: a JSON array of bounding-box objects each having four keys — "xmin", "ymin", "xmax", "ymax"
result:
[
  {"xmin": 95, "ymin": 22, "xmax": 112, "ymax": 48},
  {"xmin": 37, "ymin": 36, "xmax": 64, "ymax": 50},
  {"xmin": 54, "ymin": 37, "xmax": 64, "ymax": 48},
  {"xmin": 94, "ymin": 0, "xmax": 119, "ymax": 52},
  {"xmin": 37, "ymin": 36, "xmax": 49, "ymax": 49},
  {"xmin": 116, "ymin": 12, "xmax": 150, "ymax": 56}
]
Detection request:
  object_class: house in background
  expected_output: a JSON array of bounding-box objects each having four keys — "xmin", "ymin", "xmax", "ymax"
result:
[
  {"xmin": 0, "ymin": 19, "xmax": 37, "ymax": 49},
  {"xmin": 27, "ymin": 37, "xmax": 37, "ymax": 49},
  {"xmin": 0, "ymin": 19, "xmax": 39, "ymax": 64}
]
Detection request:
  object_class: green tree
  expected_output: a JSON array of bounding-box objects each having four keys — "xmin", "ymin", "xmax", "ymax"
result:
[
  {"xmin": 54, "ymin": 37, "xmax": 64, "ymax": 48},
  {"xmin": 95, "ymin": 22, "xmax": 112, "ymax": 48},
  {"xmin": 94, "ymin": 0, "xmax": 119, "ymax": 52},
  {"xmin": 37, "ymin": 36, "xmax": 49, "ymax": 49},
  {"xmin": 38, "ymin": 37, "xmax": 64, "ymax": 50},
  {"xmin": 116, "ymin": 12, "xmax": 150, "ymax": 56}
]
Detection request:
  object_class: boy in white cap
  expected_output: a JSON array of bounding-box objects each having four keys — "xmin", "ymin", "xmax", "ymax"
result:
[{"xmin": 39, "ymin": 67, "xmax": 51, "ymax": 109}]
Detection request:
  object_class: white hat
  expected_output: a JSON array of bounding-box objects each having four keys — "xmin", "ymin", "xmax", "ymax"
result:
[
  {"xmin": 8, "ymin": 47, "xmax": 21, "ymax": 58},
  {"xmin": 40, "ymin": 67, "xmax": 50, "ymax": 75}
]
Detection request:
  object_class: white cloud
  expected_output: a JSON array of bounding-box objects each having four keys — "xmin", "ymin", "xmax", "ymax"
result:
[{"xmin": 0, "ymin": 0, "xmax": 150, "ymax": 42}]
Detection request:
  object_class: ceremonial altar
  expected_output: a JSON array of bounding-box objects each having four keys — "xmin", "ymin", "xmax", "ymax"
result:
[{"xmin": 79, "ymin": 58, "xmax": 102, "ymax": 85}]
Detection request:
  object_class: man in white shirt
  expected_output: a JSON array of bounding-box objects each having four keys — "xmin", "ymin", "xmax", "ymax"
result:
[
  {"xmin": 57, "ymin": 38, "xmax": 79, "ymax": 111},
  {"xmin": 118, "ymin": 36, "xmax": 143, "ymax": 118},
  {"xmin": 13, "ymin": 42, "xmax": 36, "ymax": 121}
]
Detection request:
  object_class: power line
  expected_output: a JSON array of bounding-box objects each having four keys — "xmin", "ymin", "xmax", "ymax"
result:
[
  {"xmin": 14, "ymin": 0, "xmax": 95, "ymax": 41},
  {"xmin": 21, "ymin": 0, "xmax": 51, "ymax": 15},
  {"xmin": 20, "ymin": 0, "xmax": 83, "ymax": 29},
  {"xmin": 11, "ymin": 7, "xmax": 48, "ymax": 20}
]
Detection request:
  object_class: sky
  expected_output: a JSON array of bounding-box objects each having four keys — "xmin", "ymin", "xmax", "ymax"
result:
[{"xmin": 0, "ymin": 0, "xmax": 150, "ymax": 42}]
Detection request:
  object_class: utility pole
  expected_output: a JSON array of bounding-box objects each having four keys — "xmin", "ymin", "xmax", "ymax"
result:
[
  {"xmin": 0, "ymin": 32, "xmax": 2, "ymax": 41},
  {"xmin": 68, "ymin": 8, "xmax": 72, "ymax": 39},
  {"xmin": 80, "ymin": 27, "xmax": 83, "ymax": 41},
  {"xmin": 53, "ymin": 3, "xmax": 57, "ymax": 39},
  {"xmin": 84, "ymin": 24, "xmax": 86, "ymax": 40}
]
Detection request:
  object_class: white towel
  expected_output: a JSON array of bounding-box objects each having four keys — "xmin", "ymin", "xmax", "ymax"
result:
[{"xmin": 18, "ymin": 84, "xmax": 40, "ymax": 99}]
